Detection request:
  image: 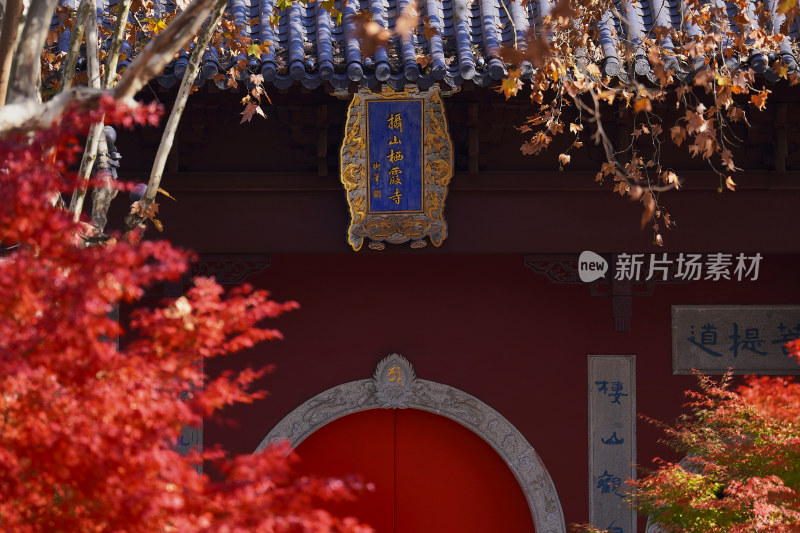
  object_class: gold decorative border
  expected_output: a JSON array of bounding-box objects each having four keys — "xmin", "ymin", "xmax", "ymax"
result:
[{"xmin": 339, "ymin": 86, "xmax": 453, "ymax": 251}]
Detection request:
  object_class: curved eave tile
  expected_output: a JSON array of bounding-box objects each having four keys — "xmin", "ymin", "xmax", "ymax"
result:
[{"xmin": 52, "ymin": 0, "xmax": 800, "ymax": 93}]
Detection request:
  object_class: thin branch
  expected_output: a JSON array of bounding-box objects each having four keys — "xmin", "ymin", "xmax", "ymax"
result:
[
  {"xmin": 578, "ymin": 88, "xmax": 678, "ymax": 194},
  {"xmin": 0, "ymin": 0, "xmax": 25, "ymax": 105}
]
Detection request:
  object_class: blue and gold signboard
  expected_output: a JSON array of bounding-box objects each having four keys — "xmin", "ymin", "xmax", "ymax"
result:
[{"xmin": 340, "ymin": 86, "xmax": 453, "ymax": 250}]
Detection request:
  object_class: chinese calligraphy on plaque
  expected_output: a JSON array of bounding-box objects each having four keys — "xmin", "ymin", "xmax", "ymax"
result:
[
  {"xmin": 367, "ymin": 101, "xmax": 423, "ymax": 214},
  {"xmin": 672, "ymin": 305, "xmax": 800, "ymax": 374},
  {"xmin": 589, "ymin": 355, "xmax": 636, "ymax": 533}
]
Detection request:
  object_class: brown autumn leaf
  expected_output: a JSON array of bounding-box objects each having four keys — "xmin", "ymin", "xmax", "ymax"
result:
[
  {"xmin": 684, "ymin": 108, "xmax": 706, "ymax": 134},
  {"xmin": 725, "ymin": 176, "xmax": 737, "ymax": 191},
  {"xmin": 349, "ymin": 12, "xmax": 391, "ymax": 57},
  {"xmin": 422, "ymin": 16, "xmax": 438, "ymax": 40},
  {"xmin": 240, "ymin": 102, "xmax": 261, "ymax": 123},
  {"xmin": 778, "ymin": 0, "xmax": 796, "ymax": 14},
  {"xmin": 497, "ymin": 69, "xmax": 523, "ymax": 99},
  {"xmin": 727, "ymin": 106, "xmax": 747, "ymax": 123},
  {"xmin": 668, "ymin": 125, "xmax": 685, "ymax": 147},
  {"xmin": 520, "ymin": 131, "xmax": 552, "ymax": 155},
  {"xmin": 498, "ymin": 45, "xmax": 526, "ymax": 66},
  {"xmin": 395, "ymin": 4, "xmax": 418, "ymax": 42},
  {"xmin": 416, "ymin": 54, "xmax": 431, "ymax": 68},
  {"xmin": 661, "ymin": 171, "xmax": 679, "ymax": 188},
  {"xmin": 750, "ymin": 90, "xmax": 770, "ymax": 111},
  {"xmin": 558, "ymin": 153, "xmax": 571, "ymax": 166},
  {"xmin": 721, "ymin": 150, "xmax": 737, "ymax": 171},
  {"xmin": 640, "ymin": 190, "xmax": 656, "ymax": 230},
  {"xmin": 601, "ymin": 161, "xmax": 616, "ymax": 177},
  {"xmin": 157, "ymin": 188, "xmax": 176, "ymax": 201},
  {"xmin": 549, "ymin": 0, "xmax": 571, "ymax": 22},
  {"xmin": 227, "ymin": 69, "xmax": 239, "ymax": 89}
]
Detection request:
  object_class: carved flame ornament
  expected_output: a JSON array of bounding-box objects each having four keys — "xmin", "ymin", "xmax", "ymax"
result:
[{"xmin": 339, "ymin": 86, "xmax": 453, "ymax": 251}]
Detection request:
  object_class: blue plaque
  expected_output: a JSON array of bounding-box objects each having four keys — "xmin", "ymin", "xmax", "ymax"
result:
[{"xmin": 366, "ymin": 100, "xmax": 423, "ymax": 213}]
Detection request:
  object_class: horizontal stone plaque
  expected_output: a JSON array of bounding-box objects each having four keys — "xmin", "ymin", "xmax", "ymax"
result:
[{"xmin": 672, "ymin": 305, "xmax": 800, "ymax": 375}]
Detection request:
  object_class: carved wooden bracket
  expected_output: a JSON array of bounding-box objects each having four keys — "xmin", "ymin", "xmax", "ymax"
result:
[
  {"xmin": 192, "ymin": 254, "xmax": 271, "ymax": 284},
  {"xmin": 524, "ymin": 254, "xmax": 689, "ymax": 332}
]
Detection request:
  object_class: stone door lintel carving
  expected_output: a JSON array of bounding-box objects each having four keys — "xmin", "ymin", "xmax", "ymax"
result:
[{"xmin": 256, "ymin": 353, "xmax": 566, "ymax": 533}]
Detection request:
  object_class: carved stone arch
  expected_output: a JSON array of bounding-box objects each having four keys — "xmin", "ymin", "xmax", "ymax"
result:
[{"xmin": 256, "ymin": 354, "xmax": 566, "ymax": 533}]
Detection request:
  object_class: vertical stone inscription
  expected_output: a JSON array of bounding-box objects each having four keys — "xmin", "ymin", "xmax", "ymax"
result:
[{"xmin": 589, "ymin": 355, "xmax": 636, "ymax": 533}]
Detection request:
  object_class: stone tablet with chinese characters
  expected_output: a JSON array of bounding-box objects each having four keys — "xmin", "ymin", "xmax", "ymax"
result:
[
  {"xmin": 588, "ymin": 355, "xmax": 636, "ymax": 533},
  {"xmin": 672, "ymin": 305, "xmax": 800, "ymax": 374}
]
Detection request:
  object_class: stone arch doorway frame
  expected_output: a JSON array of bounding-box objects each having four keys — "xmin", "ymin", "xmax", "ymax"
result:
[{"xmin": 256, "ymin": 354, "xmax": 566, "ymax": 533}]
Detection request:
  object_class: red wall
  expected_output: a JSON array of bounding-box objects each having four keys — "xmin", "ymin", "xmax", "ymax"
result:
[{"xmin": 205, "ymin": 252, "xmax": 800, "ymax": 528}]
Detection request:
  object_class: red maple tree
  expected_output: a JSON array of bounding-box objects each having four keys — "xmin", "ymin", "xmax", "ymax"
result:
[
  {"xmin": 0, "ymin": 96, "xmax": 372, "ymax": 532},
  {"xmin": 631, "ymin": 339, "xmax": 800, "ymax": 532}
]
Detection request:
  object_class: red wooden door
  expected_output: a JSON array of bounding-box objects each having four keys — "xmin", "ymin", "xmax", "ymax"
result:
[{"xmin": 292, "ymin": 409, "xmax": 535, "ymax": 533}]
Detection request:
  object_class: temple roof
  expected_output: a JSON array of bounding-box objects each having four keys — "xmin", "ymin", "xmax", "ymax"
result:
[{"xmin": 62, "ymin": 0, "xmax": 800, "ymax": 91}]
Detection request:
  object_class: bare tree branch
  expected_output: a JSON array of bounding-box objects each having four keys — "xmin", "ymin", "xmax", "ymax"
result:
[
  {"xmin": 59, "ymin": 0, "xmax": 92, "ymax": 93},
  {"xmin": 0, "ymin": 0, "xmax": 215, "ymax": 135},
  {"xmin": 0, "ymin": 0, "xmax": 24, "ymax": 105},
  {"xmin": 103, "ymin": 0, "xmax": 132, "ymax": 88},
  {"xmin": 7, "ymin": 0, "xmax": 60, "ymax": 104},
  {"xmin": 0, "ymin": 87, "xmax": 103, "ymax": 133},
  {"xmin": 125, "ymin": 0, "xmax": 228, "ymax": 233},
  {"xmin": 69, "ymin": 4, "xmax": 103, "ymax": 219}
]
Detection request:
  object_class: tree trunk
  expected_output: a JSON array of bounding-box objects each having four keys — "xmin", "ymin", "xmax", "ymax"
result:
[
  {"xmin": 7, "ymin": 0, "xmax": 60, "ymax": 104},
  {"xmin": 58, "ymin": 0, "xmax": 92, "ymax": 93},
  {"xmin": 88, "ymin": 0, "xmax": 131, "ymax": 233},
  {"xmin": 68, "ymin": 4, "xmax": 102, "ymax": 219},
  {"xmin": 125, "ymin": 0, "xmax": 229, "ymax": 233},
  {"xmin": 103, "ymin": 0, "xmax": 131, "ymax": 88},
  {"xmin": 0, "ymin": 0, "xmax": 24, "ymax": 105}
]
